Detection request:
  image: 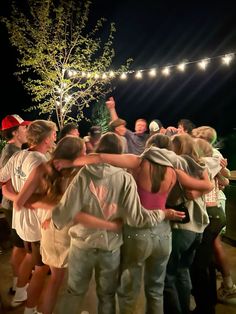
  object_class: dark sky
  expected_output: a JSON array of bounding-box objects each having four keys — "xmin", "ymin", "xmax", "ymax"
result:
[{"xmin": 1, "ymin": 0, "xmax": 236, "ymax": 137}]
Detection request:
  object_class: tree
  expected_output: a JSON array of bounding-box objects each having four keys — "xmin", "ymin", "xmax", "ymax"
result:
[
  {"xmin": 91, "ymin": 98, "xmax": 110, "ymax": 133},
  {"xmin": 1, "ymin": 0, "xmax": 131, "ymax": 129}
]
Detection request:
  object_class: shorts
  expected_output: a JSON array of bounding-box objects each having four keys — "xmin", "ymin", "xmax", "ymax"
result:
[
  {"xmin": 24, "ymin": 241, "xmax": 44, "ymax": 266},
  {"xmin": 12, "ymin": 229, "xmax": 25, "ymax": 248}
]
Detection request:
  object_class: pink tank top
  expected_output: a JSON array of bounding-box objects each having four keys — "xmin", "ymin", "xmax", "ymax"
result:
[{"xmin": 137, "ymin": 185, "xmax": 168, "ymax": 211}]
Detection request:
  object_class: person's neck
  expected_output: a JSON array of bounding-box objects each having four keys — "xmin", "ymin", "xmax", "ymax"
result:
[
  {"xmin": 29, "ymin": 143, "xmax": 48, "ymax": 154},
  {"xmin": 8, "ymin": 138, "xmax": 22, "ymax": 148}
]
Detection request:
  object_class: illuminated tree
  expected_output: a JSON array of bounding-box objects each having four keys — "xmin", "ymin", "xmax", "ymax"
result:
[{"xmin": 1, "ymin": 0, "xmax": 131, "ymax": 129}]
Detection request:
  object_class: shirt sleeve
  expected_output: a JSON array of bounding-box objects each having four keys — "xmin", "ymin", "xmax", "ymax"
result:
[{"xmin": 0, "ymin": 155, "xmax": 14, "ymax": 183}]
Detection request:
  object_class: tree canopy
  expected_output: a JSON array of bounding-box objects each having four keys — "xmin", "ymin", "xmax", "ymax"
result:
[{"xmin": 1, "ymin": 0, "xmax": 131, "ymax": 129}]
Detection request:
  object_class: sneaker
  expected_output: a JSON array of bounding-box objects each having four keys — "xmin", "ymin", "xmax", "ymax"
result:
[{"xmin": 217, "ymin": 283, "xmax": 236, "ymax": 302}]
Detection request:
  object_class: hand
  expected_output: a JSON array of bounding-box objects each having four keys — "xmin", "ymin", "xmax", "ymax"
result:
[
  {"xmin": 109, "ymin": 218, "xmax": 123, "ymax": 231},
  {"xmin": 105, "ymin": 96, "xmax": 115, "ymax": 109},
  {"xmin": 165, "ymin": 209, "xmax": 186, "ymax": 221},
  {"xmin": 41, "ymin": 218, "xmax": 51, "ymax": 230},
  {"xmin": 185, "ymin": 190, "xmax": 202, "ymax": 200},
  {"xmin": 53, "ymin": 159, "xmax": 72, "ymax": 171},
  {"xmin": 220, "ymin": 158, "xmax": 227, "ymax": 168}
]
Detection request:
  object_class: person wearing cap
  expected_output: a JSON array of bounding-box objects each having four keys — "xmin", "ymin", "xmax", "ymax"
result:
[
  {"xmin": 149, "ymin": 119, "xmax": 177, "ymax": 137},
  {"xmin": 106, "ymin": 97, "xmax": 148, "ymax": 155},
  {"xmin": 108, "ymin": 118, "xmax": 128, "ymax": 153},
  {"xmin": 0, "ymin": 114, "xmax": 30, "ymax": 297},
  {"xmin": 84, "ymin": 125, "xmax": 102, "ymax": 154}
]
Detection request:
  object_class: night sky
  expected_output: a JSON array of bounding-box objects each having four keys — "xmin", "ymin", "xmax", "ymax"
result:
[{"xmin": 1, "ymin": 0, "xmax": 236, "ymax": 138}]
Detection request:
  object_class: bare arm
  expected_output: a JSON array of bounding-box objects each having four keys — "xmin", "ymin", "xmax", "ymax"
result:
[
  {"xmin": 2, "ymin": 180, "xmax": 17, "ymax": 201},
  {"xmin": 54, "ymin": 153, "xmax": 142, "ymax": 171},
  {"xmin": 105, "ymin": 96, "xmax": 119, "ymax": 121},
  {"xmin": 14, "ymin": 165, "xmax": 44, "ymax": 211},
  {"xmin": 176, "ymin": 168, "xmax": 213, "ymax": 193}
]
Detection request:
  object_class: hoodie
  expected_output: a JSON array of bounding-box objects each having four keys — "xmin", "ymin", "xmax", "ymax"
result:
[{"xmin": 52, "ymin": 163, "xmax": 165, "ymax": 251}]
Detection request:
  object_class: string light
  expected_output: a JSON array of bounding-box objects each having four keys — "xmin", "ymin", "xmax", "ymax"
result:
[
  {"xmin": 198, "ymin": 58, "xmax": 210, "ymax": 70},
  {"xmin": 64, "ymin": 52, "xmax": 235, "ymax": 81}
]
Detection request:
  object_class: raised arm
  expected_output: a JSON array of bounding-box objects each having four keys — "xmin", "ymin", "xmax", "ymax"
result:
[{"xmin": 105, "ymin": 96, "xmax": 119, "ymax": 121}]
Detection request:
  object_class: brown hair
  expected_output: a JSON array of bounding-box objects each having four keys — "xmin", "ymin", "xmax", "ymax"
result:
[
  {"xmin": 172, "ymin": 134, "xmax": 200, "ymax": 162},
  {"xmin": 40, "ymin": 136, "xmax": 84, "ymax": 202},
  {"xmin": 95, "ymin": 132, "xmax": 123, "ymax": 154},
  {"xmin": 146, "ymin": 133, "xmax": 172, "ymax": 193}
]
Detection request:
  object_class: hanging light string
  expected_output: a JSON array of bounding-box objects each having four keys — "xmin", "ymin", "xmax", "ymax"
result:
[{"xmin": 66, "ymin": 52, "xmax": 235, "ymax": 80}]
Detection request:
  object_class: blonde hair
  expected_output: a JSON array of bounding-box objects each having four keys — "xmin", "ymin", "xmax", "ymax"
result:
[
  {"xmin": 194, "ymin": 138, "xmax": 213, "ymax": 157},
  {"xmin": 191, "ymin": 126, "xmax": 217, "ymax": 145},
  {"xmin": 172, "ymin": 134, "xmax": 199, "ymax": 162},
  {"xmin": 26, "ymin": 120, "xmax": 57, "ymax": 146}
]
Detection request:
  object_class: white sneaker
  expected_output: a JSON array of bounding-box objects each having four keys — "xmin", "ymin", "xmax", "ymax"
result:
[{"xmin": 217, "ymin": 283, "xmax": 236, "ymax": 302}]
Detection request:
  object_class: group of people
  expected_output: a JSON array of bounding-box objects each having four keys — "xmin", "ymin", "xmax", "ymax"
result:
[{"xmin": 0, "ymin": 100, "xmax": 234, "ymax": 314}]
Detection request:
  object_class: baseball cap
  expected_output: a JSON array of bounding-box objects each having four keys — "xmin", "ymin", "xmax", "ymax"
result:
[
  {"xmin": 109, "ymin": 118, "xmax": 126, "ymax": 131},
  {"xmin": 149, "ymin": 119, "xmax": 163, "ymax": 133},
  {"xmin": 0, "ymin": 114, "xmax": 31, "ymax": 131}
]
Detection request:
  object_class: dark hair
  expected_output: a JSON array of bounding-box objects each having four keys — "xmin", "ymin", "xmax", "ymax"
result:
[
  {"xmin": 1, "ymin": 126, "xmax": 19, "ymax": 140},
  {"xmin": 177, "ymin": 119, "xmax": 196, "ymax": 134},
  {"xmin": 95, "ymin": 132, "xmax": 123, "ymax": 154},
  {"xmin": 145, "ymin": 133, "xmax": 172, "ymax": 193},
  {"xmin": 146, "ymin": 133, "xmax": 173, "ymax": 150},
  {"xmin": 59, "ymin": 123, "xmax": 78, "ymax": 140}
]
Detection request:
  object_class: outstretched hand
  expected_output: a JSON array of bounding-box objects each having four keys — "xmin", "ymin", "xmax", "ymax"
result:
[{"xmin": 165, "ymin": 209, "xmax": 186, "ymax": 221}]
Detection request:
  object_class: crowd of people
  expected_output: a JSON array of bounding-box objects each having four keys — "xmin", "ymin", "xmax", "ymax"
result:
[{"xmin": 0, "ymin": 99, "xmax": 235, "ymax": 314}]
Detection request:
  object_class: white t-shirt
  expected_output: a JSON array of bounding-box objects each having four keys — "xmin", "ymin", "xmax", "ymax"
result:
[{"xmin": 0, "ymin": 150, "xmax": 47, "ymax": 242}]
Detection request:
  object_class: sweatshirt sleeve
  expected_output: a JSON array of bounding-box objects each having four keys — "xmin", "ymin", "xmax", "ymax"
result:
[
  {"xmin": 52, "ymin": 173, "xmax": 83, "ymax": 229},
  {"xmin": 120, "ymin": 173, "xmax": 165, "ymax": 227}
]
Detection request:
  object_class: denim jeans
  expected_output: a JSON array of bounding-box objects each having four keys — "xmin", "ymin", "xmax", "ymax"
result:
[
  {"xmin": 164, "ymin": 228, "xmax": 202, "ymax": 314},
  {"xmin": 57, "ymin": 245, "xmax": 120, "ymax": 314},
  {"xmin": 118, "ymin": 221, "xmax": 172, "ymax": 314}
]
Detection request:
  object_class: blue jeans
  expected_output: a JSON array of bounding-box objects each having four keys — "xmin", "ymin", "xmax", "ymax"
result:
[
  {"xmin": 118, "ymin": 221, "xmax": 172, "ymax": 314},
  {"xmin": 58, "ymin": 245, "xmax": 120, "ymax": 314},
  {"xmin": 164, "ymin": 228, "xmax": 202, "ymax": 314}
]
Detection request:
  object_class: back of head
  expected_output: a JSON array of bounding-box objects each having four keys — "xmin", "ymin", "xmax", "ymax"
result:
[
  {"xmin": 59, "ymin": 123, "xmax": 78, "ymax": 140},
  {"xmin": 95, "ymin": 132, "xmax": 123, "ymax": 154},
  {"xmin": 172, "ymin": 133, "xmax": 199, "ymax": 161},
  {"xmin": 149, "ymin": 119, "xmax": 163, "ymax": 133},
  {"xmin": 177, "ymin": 119, "xmax": 196, "ymax": 134},
  {"xmin": 27, "ymin": 120, "xmax": 57, "ymax": 146},
  {"xmin": 89, "ymin": 125, "xmax": 102, "ymax": 140},
  {"xmin": 192, "ymin": 126, "xmax": 217, "ymax": 145},
  {"xmin": 194, "ymin": 138, "xmax": 213, "ymax": 157},
  {"xmin": 52, "ymin": 136, "xmax": 84, "ymax": 160},
  {"xmin": 146, "ymin": 133, "xmax": 173, "ymax": 150}
]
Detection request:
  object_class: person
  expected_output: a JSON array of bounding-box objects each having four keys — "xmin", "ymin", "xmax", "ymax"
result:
[
  {"xmin": 192, "ymin": 126, "xmax": 236, "ymax": 304},
  {"xmin": 106, "ymin": 97, "xmax": 148, "ymax": 154},
  {"xmin": 0, "ymin": 120, "xmax": 57, "ymax": 314},
  {"xmin": 58, "ymin": 122, "xmax": 80, "ymax": 140},
  {"xmin": 0, "ymin": 114, "xmax": 30, "ymax": 296},
  {"xmin": 8, "ymin": 136, "xmax": 121, "ymax": 314},
  {"xmin": 190, "ymin": 137, "xmax": 228, "ymax": 314},
  {"xmin": 108, "ymin": 118, "xmax": 128, "ymax": 153},
  {"xmin": 177, "ymin": 119, "xmax": 196, "ymax": 135},
  {"xmin": 53, "ymin": 134, "xmax": 213, "ymax": 314},
  {"xmin": 84, "ymin": 125, "xmax": 102, "ymax": 154},
  {"xmin": 52, "ymin": 132, "xmax": 185, "ymax": 314}
]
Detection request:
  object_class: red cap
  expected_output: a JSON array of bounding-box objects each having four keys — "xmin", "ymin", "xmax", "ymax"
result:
[{"xmin": 0, "ymin": 115, "xmax": 31, "ymax": 131}]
